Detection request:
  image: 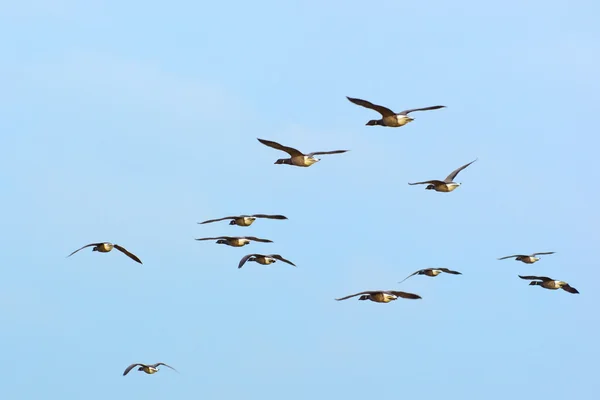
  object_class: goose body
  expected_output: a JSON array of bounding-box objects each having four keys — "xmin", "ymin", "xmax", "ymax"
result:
[
  {"xmin": 198, "ymin": 214, "xmax": 287, "ymax": 227},
  {"xmin": 518, "ymin": 275, "xmax": 579, "ymax": 294},
  {"xmin": 398, "ymin": 267, "xmax": 462, "ymax": 284},
  {"xmin": 335, "ymin": 290, "xmax": 422, "ymax": 303},
  {"xmin": 195, "ymin": 236, "xmax": 273, "ymax": 247},
  {"xmin": 257, "ymin": 138, "xmax": 348, "ymax": 167},
  {"xmin": 408, "ymin": 159, "xmax": 477, "ymax": 192},
  {"xmin": 346, "ymin": 96, "xmax": 445, "ymax": 127},
  {"xmin": 238, "ymin": 254, "xmax": 296, "ymax": 268},
  {"xmin": 123, "ymin": 362, "xmax": 177, "ymax": 376},
  {"xmin": 67, "ymin": 242, "xmax": 142, "ymax": 264},
  {"xmin": 498, "ymin": 252, "xmax": 555, "ymax": 264}
]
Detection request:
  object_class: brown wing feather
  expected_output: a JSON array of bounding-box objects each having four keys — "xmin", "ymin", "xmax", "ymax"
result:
[
  {"xmin": 242, "ymin": 236, "xmax": 273, "ymax": 243},
  {"xmin": 408, "ymin": 180, "xmax": 444, "ymax": 186},
  {"xmin": 152, "ymin": 362, "xmax": 178, "ymax": 372},
  {"xmin": 251, "ymin": 214, "xmax": 288, "ymax": 220},
  {"xmin": 67, "ymin": 243, "xmax": 102, "ymax": 258},
  {"xmin": 398, "ymin": 270, "xmax": 423, "ymax": 284},
  {"xmin": 531, "ymin": 252, "xmax": 555, "ymax": 256},
  {"xmin": 346, "ymin": 97, "xmax": 396, "ymax": 117},
  {"xmin": 113, "ymin": 244, "xmax": 143, "ymax": 264},
  {"xmin": 444, "ymin": 158, "xmax": 477, "ymax": 183},
  {"xmin": 438, "ymin": 268, "xmax": 462, "ymax": 275},
  {"xmin": 497, "ymin": 254, "xmax": 523, "ymax": 260},
  {"xmin": 562, "ymin": 284, "xmax": 580, "ymax": 294},
  {"xmin": 398, "ymin": 105, "xmax": 446, "ymax": 115},
  {"xmin": 388, "ymin": 290, "xmax": 422, "ymax": 299},
  {"xmin": 518, "ymin": 275, "xmax": 553, "ymax": 282},
  {"xmin": 270, "ymin": 254, "xmax": 296, "ymax": 266},
  {"xmin": 238, "ymin": 254, "xmax": 259, "ymax": 269},
  {"xmin": 198, "ymin": 216, "xmax": 239, "ymax": 224},
  {"xmin": 308, "ymin": 150, "xmax": 349, "ymax": 156},
  {"xmin": 335, "ymin": 291, "xmax": 377, "ymax": 301},
  {"xmin": 195, "ymin": 237, "xmax": 231, "ymax": 241},
  {"xmin": 123, "ymin": 363, "xmax": 144, "ymax": 376},
  {"xmin": 257, "ymin": 138, "xmax": 304, "ymax": 157}
]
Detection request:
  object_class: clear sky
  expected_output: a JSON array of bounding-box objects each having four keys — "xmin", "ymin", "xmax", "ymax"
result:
[{"xmin": 1, "ymin": 1, "xmax": 598, "ymax": 399}]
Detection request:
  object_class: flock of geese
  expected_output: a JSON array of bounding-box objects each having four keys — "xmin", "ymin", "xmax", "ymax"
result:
[{"xmin": 65, "ymin": 96, "xmax": 578, "ymax": 377}]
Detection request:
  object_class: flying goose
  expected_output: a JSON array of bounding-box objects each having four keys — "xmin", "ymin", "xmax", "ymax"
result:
[
  {"xmin": 198, "ymin": 214, "xmax": 288, "ymax": 227},
  {"xmin": 67, "ymin": 242, "xmax": 142, "ymax": 264},
  {"xmin": 123, "ymin": 362, "xmax": 177, "ymax": 376},
  {"xmin": 408, "ymin": 158, "xmax": 477, "ymax": 192},
  {"xmin": 346, "ymin": 96, "xmax": 445, "ymax": 127},
  {"xmin": 518, "ymin": 275, "xmax": 579, "ymax": 294},
  {"xmin": 238, "ymin": 254, "xmax": 296, "ymax": 268},
  {"xmin": 195, "ymin": 236, "xmax": 273, "ymax": 247},
  {"xmin": 257, "ymin": 138, "xmax": 348, "ymax": 167},
  {"xmin": 398, "ymin": 268, "xmax": 462, "ymax": 284},
  {"xmin": 335, "ymin": 290, "xmax": 422, "ymax": 303},
  {"xmin": 498, "ymin": 252, "xmax": 555, "ymax": 264}
]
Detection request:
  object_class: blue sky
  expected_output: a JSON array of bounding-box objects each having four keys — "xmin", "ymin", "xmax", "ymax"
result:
[{"xmin": 1, "ymin": 0, "xmax": 598, "ymax": 399}]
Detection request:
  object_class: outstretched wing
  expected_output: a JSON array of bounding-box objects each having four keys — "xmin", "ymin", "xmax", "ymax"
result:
[
  {"xmin": 270, "ymin": 254, "xmax": 296, "ymax": 267},
  {"xmin": 518, "ymin": 275, "xmax": 553, "ymax": 282},
  {"xmin": 408, "ymin": 180, "xmax": 444, "ymax": 186},
  {"xmin": 242, "ymin": 236, "xmax": 273, "ymax": 243},
  {"xmin": 197, "ymin": 216, "xmax": 239, "ymax": 224},
  {"xmin": 308, "ymin": 150, "xmax": 349, "ymax": 156},
  {"xmin": 251, "ymin": 214, "xmax": 288, "ymax": 220},
  {"xmin": 195, "ymin": 237, "xmax": 231, "ymax": 241},
  {"xmin": 113, "ymin": 244, "xmax": 143, "ymax": 264},
  {"xmin": 388, "ymin": 290, "xmax": 422, "ymax": 300},
  {"xmin": 531, "ymin": 252, "xmax": 555, "ymax": 256},
  {"xmin": 438, "ymin": 268, "xmax": 462, "ymax": 275},
  {"xmin": 444, "ymin": 158, "xmax": 478, "ymax": 183},
  {"xmin": 153, "ymin": 362, "xmax": 178, "ymax": 372},
  {"xmin": 497, "ymin": 254, "xmax": 523, "ymax": 260},
  {"xmin": 346, "ymin": 97, "xmax": 396, "ymax": 117},
  {"xmin": 257, "ymin": 138, "xmax": 303, "ymax": 157},
  {"xmin": 123, "ymin": 363, "xmax": 144, "ymax": 376},
  {"xmin": 238, "ymin": 254, "xmax": 258, "ymax": 269},
  {"xmin": 335, "ymin": 291, "xmax": 376, "ymax": 301},
  {"xmin": 398, "ymin": 269, "xmax": 423, "ymax": 284},
  {"xmin": 67, "ymin": 243, "xmax": 102, "ymax": 258},
  {"xmin": 398, "ymin": 105, "xmax": 446, "ymax": 115},
  {"xmin": 562, "ymin": 284, "xmax": 579, "ymax": 294}
]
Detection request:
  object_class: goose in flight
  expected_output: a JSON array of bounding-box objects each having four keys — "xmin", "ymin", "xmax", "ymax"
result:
[
  {"xmin": 335, "ymin": 290, "xmax": 422, "ymax": 303},
  {"xmin": 257, "ymin": 138, "xmax": 348, "ymax": 167},
  {"xmin": 518, "ymin": 275, "xmax": 579, "ymax": 294},
  {"xmin": 398, "ymin": 268, "xmax": 462, "ymax": 284},
  {"xmin": 198, "ymin": 214, "xmax": 287, "ymax": 227},
  {"xmin": 195, "ymin": 236, "xmax": 273, "ymax": 247},
  {"xmin": 346, "ymin": 96, "xmax": 445, "ymax": 127},
  {"xmin": 123, "ymin": 362, "xmax": 177, "ymax": 376},
  {"xmin": 238, "ymin": 254, "xmax": 296, "ymax": 268},
  {"xmin": 67, "ymin": 242, "xmax": 142, "ymax": 264},
  {"xmin": 408, "ymin": 158, "xmax": 477, "ymax": 192},
  {"xmin": 498, "ymin": 252, "xmax": 555, "ymax": 264}
]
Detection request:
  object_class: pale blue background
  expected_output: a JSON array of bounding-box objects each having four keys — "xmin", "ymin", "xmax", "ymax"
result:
[{"xmin": 1, "ymin": 1, "xmax": 598, "ymax": 399}]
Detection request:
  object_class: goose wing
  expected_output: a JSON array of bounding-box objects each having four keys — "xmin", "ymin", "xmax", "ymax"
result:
[
  {"xmin": 518, "ymin": 275, "xmax": 553, "ymax": 282},
  {"xmin": 531, "ymin": 252, "xmax": 555, "ymax": 256},
  {"xmin": 346, "ymin": 96, "xmax": 396, "ymax": 117},
  {"xmin": 238, "ymin": 254, "xmax": 259, "ymax": 269},
  {"xmin": 308, "ymin": 150, "xmax": 349, "ymax": 156},
  {"xmin": 398, "ymin": 269, "xmax": 424, "ymax": 284},
  {"xmin": 444, "ymin": 158, "xmax": 478, "ymax": 183},
  {"xmin": 497, "ymin": 254, "xmax": 523, "ymax": 260},
  {"xmin": 270, "ymin": 254, "xmax": 296, "ymax": 266},
  {"xmin": 257, "ymin": 138, "xmax": 304, "ymax": 157},
  {"xmin": 152, "ymin": 362, "xmax": 178, "ymax": 372},
  {"xmin": 113, "ymin": 244, "xmax": 143, "ymax": 264},
  {"xmin": 387, "ymin": 290, "xmax": 422, "ymax": 299},
  {"xmin": 398, "ymin": 105, "xmax": 446, "ymax": 115},
  {"xmin": 67, "ymin": 243, "xmax": 103, "ymax": 258},
  {"xmin": 335, "ymin": 291, "xmax": 378, "ymax": 301},
  {"xmin": 123, "ymin": 363, "xmax": 145, "ymax": 376},
  {"xmin": 408, "ymin": 180, "xmax": 444, "ymax": 186},
  {"xmin": 251, "ymin": 214, "xmax": 288, "ymax": 220},
  {"xmin": 562, "ymin": 284, "xmax": 579, "ymax": 294},
  {"xmin": 438, "ymin": 268, "xmax": 462, "ymax": 275},
  {"xmin": 194, "ymin": 236, "xmax": 232, "ymax": 241},
  {"xmin": 242, "ymin": 236, "xmax": 273, "ymax": 243},
  {"xmin": 198, "ymin": 216, "xmax": 240, "ymax": 224}
]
